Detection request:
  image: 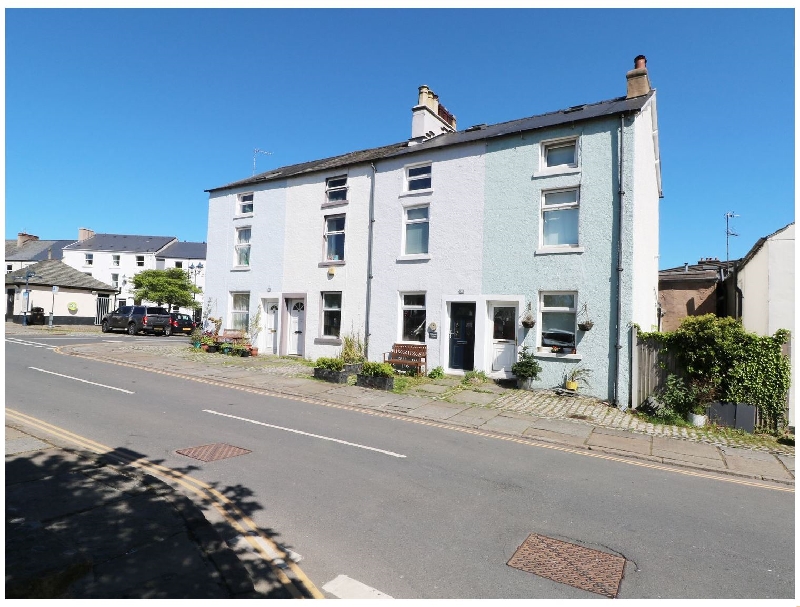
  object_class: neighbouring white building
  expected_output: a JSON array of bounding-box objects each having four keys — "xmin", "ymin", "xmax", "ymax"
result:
[
  {"xmin": 735, "ymin": 222, "xmax": 795, "ymax": 426},
  {"xmin": 204, "ymin": 56, "xmax": 662, "ymax": 407},
  {"xmin": 61, "ymin": 228, "xmax": 207, "ymax": 320}
]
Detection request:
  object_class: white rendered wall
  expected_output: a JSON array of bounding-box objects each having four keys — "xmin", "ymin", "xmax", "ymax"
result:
[
  {"xmin": 205, "ymin": 182, "xmax": 287, "ymax": 347},
  {"xmin": 631, "ymin": 97, "xmax": 661, "ymax": 331},
  {"xmin": 61, "ymin": 249, "xmax": 156, "ymax": 304},
  {"xmin": 280, "ymin": 165, "xmax": 372, "ymax": 360},
  {"xmin": 738, "ymin": 245, "xmax": 770, "ymax": 335},
  {"xmin": 368, "ymin": 142, "xmax": 486, "ymax": 371}
]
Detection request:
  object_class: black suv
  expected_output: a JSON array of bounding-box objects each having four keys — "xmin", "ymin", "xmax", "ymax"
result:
[{"xmin": 101, "ymin": 305, "xmax": 172, "ymax": 335}]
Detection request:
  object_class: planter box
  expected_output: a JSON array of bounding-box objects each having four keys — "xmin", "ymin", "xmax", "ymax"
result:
[
  {"xmin": 314, "ymin": 367, "xmax": 350, "ymax": 383},
  {"xmin": 342, "ymin": 363, "xmax": 364, "ymax": 375},
  {"xmin": 517, "ymin": 378, "xmax": 535, "ymax": 390},
  {"xmin": 356, "ymin": 374, "xmax": 394, "ymax": 391},
  {"xmin": 706, "ymin": 401, "xmax": 756, "ymax": 433}
]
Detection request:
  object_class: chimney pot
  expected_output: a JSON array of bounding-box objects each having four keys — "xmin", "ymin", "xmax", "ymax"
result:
[
  {"xmin": 684, "ymin": 263, "xmax": 689, "ymax": 272},
  {"xmin": 634, "ymin": 54, "xmax": 647, "ymax": 69}
]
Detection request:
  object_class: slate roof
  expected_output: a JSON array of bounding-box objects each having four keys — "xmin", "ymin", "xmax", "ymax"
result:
[
  {"xmin": 63, "ymin": 234, "xmax": 176, "ymax": 253},
  {"xmin": 208, "ymin": 91, "xmax": 655, "ymax": 193},
  {"xmin": 659, "ymin": 259, "xmax": 732, "ymax": 283},
  {"xmin": 5, "ymin": 259, "xmax": 116, "ymax": 292},
  {"xmin": 158, "ymin": 241, "xmax": 207, "ymax": 260},
  {"xmin": 6, "ymin": 240, "xmax": 18, "ymax": 257},
  {"xmin": 6, "ymin": 239, "xmax": 77, "ymax": 262}
]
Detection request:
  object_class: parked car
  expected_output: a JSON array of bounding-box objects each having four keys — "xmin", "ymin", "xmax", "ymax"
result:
[
  {"xmin": 168, "ymin": 312, "xmax": 195, "ymax": 336},
  {"xmin": 100, "ymin": 305, "xmax": 172, "ymax": 335}
]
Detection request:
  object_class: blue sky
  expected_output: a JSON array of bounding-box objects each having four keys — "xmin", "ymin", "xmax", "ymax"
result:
[{"xmin": 5, "ymin": 8, "xmax": 795, "ymax": 269}]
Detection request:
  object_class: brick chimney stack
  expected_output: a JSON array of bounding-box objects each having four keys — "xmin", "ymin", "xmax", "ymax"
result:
[
  {"xmin": 17, "ymin": 232, "xmax": 38, "ymax": 248},
  {"xmin": 626, "ymin": 54, "xmax": 652, "ymax": 99},
  {"xmin": 411, "ymin": 85, "xmax": 457, "ymax": 141},
  {"xmin": 78, "ymin": 227, "xmax": 95, "ymax": 242}
]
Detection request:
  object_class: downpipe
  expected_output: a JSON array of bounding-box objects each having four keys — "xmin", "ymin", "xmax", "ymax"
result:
[
  {"xmin": 613, "ymin": 114, "xmax": 626, "ymax": 407},
  {"xmin": 364, "ymin": 162, "xmax": 377, "ymax": 359}
]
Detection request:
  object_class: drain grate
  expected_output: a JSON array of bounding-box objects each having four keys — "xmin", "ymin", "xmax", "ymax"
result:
[
  {"xmin": 507, "ymin": 533, "xmax": 625, "ymax": 598},
  {"xmin": 176, "ymin": 443, "xmax": 252, "ymax": 462}
]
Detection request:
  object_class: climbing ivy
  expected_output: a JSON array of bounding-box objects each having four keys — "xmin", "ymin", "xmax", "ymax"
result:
[{"xmin": 639, "ymin": 315, "xmax": 791, "ymax": 430}]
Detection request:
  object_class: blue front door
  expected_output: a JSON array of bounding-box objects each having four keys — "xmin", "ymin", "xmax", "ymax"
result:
[{"xmin": 449, "ymin": 303, "xmax": 476, "ymax": 371}]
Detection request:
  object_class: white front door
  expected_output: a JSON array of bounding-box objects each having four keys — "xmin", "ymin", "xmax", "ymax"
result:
[
  {"xmin": 262, "ymin": 299, "xmax": 279, "ymax": 354},
  {"xmin": 491, "ymin": 305, "xmax": 517, "ymax": 372},
  {"xmin": 288, "ymin": 300, "xmax": 305, "ymax": 356}
]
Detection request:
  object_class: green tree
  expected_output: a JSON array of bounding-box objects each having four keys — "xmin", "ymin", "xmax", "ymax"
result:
[{"xmin": 131, "ymin": 268, "xmax": 201, "ymax": 310}]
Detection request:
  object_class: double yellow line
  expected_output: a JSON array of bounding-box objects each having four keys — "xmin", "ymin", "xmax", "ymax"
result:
[{"xmin": 5, "ymin": 407, "xmax": 323, "ymax": 599}]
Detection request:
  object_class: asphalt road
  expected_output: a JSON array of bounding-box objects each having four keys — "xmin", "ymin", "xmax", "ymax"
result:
[{"xmin": 5, "ymin": 334, "xmax": 795, "ymax": 599}]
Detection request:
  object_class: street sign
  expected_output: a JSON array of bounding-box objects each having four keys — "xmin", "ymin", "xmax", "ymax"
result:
[
  {"xmin": 52, "ymin": 285, "xmax": 59, "ymax": 293},
  {"xmin": 23, "ymin": 291, "xmax": 29, "ymax": 300}
]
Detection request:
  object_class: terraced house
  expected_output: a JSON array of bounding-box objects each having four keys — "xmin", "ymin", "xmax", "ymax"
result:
[{"xmin": 204, "ymin": 56, "xmax": 662, "ymax": 407}]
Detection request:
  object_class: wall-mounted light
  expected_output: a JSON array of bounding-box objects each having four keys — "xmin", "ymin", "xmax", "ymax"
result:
[{"xmin": 327, "ymin": 266, "xmax": 336, "ymax": 277}]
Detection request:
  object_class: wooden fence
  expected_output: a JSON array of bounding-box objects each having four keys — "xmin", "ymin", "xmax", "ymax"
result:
[{"xmin": 630, "ymin": 327, "xmax": 680, "ymax": 410}]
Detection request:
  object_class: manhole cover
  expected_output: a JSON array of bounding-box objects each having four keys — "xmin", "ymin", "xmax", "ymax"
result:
[
  {"xmin": 507, "ymin": 533, "xmax": 625, "ymax": 598},
  {"xmin": 176, "ymin": 443, "xmax": 252, "ymax": 462}
]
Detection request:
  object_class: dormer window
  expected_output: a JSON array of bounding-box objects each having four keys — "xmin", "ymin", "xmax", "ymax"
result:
[
  {"xmin": 406, "ymin": 164, "xmax": 432, "ymax": 191},
  {"xmin": 326, "ymin": 176, "xmax": 348, "ymax": 202},
  {"xmin": 238, "ymin": 193, "xmax": 254, "ymax": 215}
]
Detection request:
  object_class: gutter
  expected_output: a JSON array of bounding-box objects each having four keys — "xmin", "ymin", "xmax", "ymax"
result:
[
  {"xmin": 613, "ymin": 114, "xmax": 626, "ymax": 407},
  {"xmin": 364, "ymin": 163, "xmax": 377, "ymax": 358}
]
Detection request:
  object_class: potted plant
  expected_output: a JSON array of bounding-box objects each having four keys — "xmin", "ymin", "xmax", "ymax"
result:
[
  {"xmin": 248, "ymin": 305, "xmax": 262, "ymax": 357},
  {"xmin": 201, "ymin": 333, "xmax": 218, "ymax": 353},
  {"xmin": 511, "ymin": 345, "xmax": 542, "ymax": 390},
  {"xmin": 340, "ymin": 330, "xmax": 366, "ymax": 374},
  {"xmin": 520, "ymin": 303, "xmax": 536, "ymax": 329},
  {"xmin": 356, "ymin": 361, "xmax": 395, "ymax": 391},
  {"xmin": 577, "ymin": 303, "xmax": 594, "ymax": 332},
  {"xmin": 563, "ymin": 366, "xmax": 592, "ymax": 392},
  {"xmin": 190, "ymin": 327, "xmax": 203, "ymax": 349},
  {"xmin": 313, "ymin": 357, "xmax": 350, "ymax": 383},
  {"xmin": 687, "ymin": 378, "xmax": 716, "ymax": 427},
  {"xmin": 232, "ymin": 340, "xmax": 250, "ymax": 357}
]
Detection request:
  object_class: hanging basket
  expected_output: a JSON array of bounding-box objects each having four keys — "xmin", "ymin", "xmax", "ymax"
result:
[
  {"xmin": 521, "ymin": 318, "xmax": 536, "ymax": 329},
  {"xmin": 578, "ymin": 321, "xmax": 594, "ymax": 331}
]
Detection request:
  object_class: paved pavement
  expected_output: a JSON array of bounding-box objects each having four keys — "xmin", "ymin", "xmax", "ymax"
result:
[{"xmin": 5, "ymin": 323, "xmax": 795, "ymax": 597}]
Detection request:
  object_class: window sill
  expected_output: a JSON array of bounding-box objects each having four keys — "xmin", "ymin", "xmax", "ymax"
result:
[
  {"xmin": 399, "ymin": 189, "xmax": 433, "ymax": 198},
  {"xmin": 321, "ymin": 200, "xmax": 348, "ymax": 209},
  {"xmin": 314, "ymin": 337, "xmax": 342, "ymax": 346},
  {"xmin": 396, "ymin": 254, "xmax": 431, "ymax": 262},
  {"xmin": 234, "ymin": 213, "xmax": 253, "ymax": 219},
  {"xmin": 319, "ymin": 260, "xmax": 346, "ymax": 267},
  {"xmin": 534, "ymin": 351, "xmax": 582, "ymax": 360},
  {"xmin": 231, "ymin": 266, "xmax": 251, "ymax": 272},
  {"xmin": 532, "ymin": 167, "xmax": 581, "ymax": 179},
  {"xmin": 535, "ymin": 247, "xmax": 585, "ymax": 255}
]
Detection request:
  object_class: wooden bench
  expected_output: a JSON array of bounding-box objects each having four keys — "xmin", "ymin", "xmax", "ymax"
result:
[
  {"xmin": 216, "ymin": 329, "xmax": 246, "ymax": 344},
  {"xmin": 384, "ymin": 343, "xmax": 427, "ymax": 375}
]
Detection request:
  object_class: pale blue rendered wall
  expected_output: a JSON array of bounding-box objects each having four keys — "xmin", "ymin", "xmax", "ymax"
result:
[{"xmin": 483, "ymin": 116, "xmax": 638, "ymax": 406}]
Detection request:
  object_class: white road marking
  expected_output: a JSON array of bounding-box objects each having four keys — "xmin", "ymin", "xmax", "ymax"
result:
[
  {"xmin": 322, "ymin": 575, "xmax": 393, "ymax": 599},
  {"xmin": 6, "ymin": 338, "xmax": 56, "ymax": 349},
  {"xmin": 203, "ymin": 409, "xmax": 407, "ymax": 458},
  {"xmin": 28, "ymin": 367, "xmax": 135, "ymax": 394}
]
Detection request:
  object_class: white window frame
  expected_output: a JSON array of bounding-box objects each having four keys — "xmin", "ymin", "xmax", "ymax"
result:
[
  {"xmin": 540, "ymin": 187, "xmax": 580, "ymax": 250},
  {"xmin": 405, "ymin": 163, "xmax": 432, "ymax": 192},
  {"xmin": 238, "ymin": 192, "xmax": 254, "ymax": 215},
  {"xmin": 235, "ymin": 227, "xmax": 251, "ymax": 267},
  {"xmin": 84, "ymin": 253, "xmax": 93, "ymax": 266},
  {"xmin": 538, "ymin": 291, "xmax": 577, "ymax": 352},
  {"xmin": 136, "ymin": 255, "xmax": 145, "ymax": 267},
  {"xmin": 320, "ymin": 292, "xmax": 342, "ymax": 338},
  {"xmin": 399, "ymin": 292, "xmax": 426, "ymax": 343},
  {"xmin": 111, "ymin": 273, "xmax": 119, "ymax": 288},
  {"xmin": 6, "ymin": 264, "xmax": 12, "ymax": 274},
  {"xmin": 230, "ymin": 292, "xmax": 250, "ymax": 332},
  {"xmin": 325, "ymin": 175, "xmax": 348, "ymax": 204},
  {"xmin": 112, "ymin": 255, "xmax": 120, "ymax": 267},
  {"xmin": 539, "ymin": 137, "xmax": 579, "ymax": 173},
  {"xmin": 402, "ymin": 204, "xmax": 430, "ymax": 257},
  {"xmin": 323, "ymin": 215, "xmax": 346, "ymax": 262}
]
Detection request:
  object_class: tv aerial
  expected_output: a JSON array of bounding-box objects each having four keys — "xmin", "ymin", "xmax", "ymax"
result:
[{"xmin": 253, "ymin": 148, "xmax": 273, "ymax": 175}]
